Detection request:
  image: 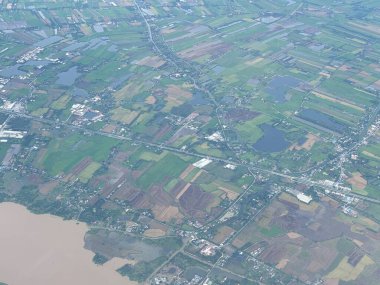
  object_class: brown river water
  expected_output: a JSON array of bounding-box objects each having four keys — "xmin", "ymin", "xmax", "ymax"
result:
[{"xmin": 0, "ymin": 202, "xmax": 136, "ymax": 285}]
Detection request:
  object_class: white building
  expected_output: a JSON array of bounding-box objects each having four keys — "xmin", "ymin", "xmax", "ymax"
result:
[{"xmin": 296, "ymin": 193, "xmax": 312, "ymax": 204}]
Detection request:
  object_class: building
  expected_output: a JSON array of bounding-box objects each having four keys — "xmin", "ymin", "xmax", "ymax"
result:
[{"xmin": 296, "ymin": 193, "xmax": 313, "ymax": 204}]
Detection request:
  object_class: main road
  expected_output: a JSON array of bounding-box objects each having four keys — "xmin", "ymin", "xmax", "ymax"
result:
[{"xmin": 4, "ymin": 108, "xmax": 380, "ymax": 206}]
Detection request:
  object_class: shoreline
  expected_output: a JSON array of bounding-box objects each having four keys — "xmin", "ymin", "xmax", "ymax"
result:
[{"xmin": 0, "ymin": 202, "xmax": 137, "ymax": 285}]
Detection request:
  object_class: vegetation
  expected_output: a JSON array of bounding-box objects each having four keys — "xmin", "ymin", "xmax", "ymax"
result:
[{"xmin": 117, "ymin": 256, "xmax": 167, "ymax": 282}]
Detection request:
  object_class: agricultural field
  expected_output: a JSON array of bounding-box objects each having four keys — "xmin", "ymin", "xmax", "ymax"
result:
[
  {"xmin": 0, "ymin": 0, "xmax": 379, "ymax": 284},
  {"xmin": 232, "ymin": 193, "xmax": 380, "ymax": 284}
]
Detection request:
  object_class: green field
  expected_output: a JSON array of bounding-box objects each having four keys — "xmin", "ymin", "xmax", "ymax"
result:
[
  {"xmin": 136, "ymin": 153, "xmax": 188, "ymax": 189},
  {"xmin": 41, "ymin": 134, "xmax": 118, "ymax": 176},
  {"xmin": 78, "ymin": 161, "xmax": 101, "ymax": 183},
  {"xmin": 236, "ymin": 114, "xmax": 271, "ymax": 143}
]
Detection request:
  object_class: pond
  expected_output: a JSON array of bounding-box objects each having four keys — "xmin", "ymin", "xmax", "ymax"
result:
[
  {"xmin": 0, "ymin": 64, "xmax": 26, "ymax": 78},
  {"xmin": 33, "ymin": 35, "xmax": 63, "ymax": 48},
  {"xmin": 190, "ymin": 91, "xmax": 209, "ymax": 105},
  {"xmin": 73, "ymin": 87, "xmax": 90, "ymax": 102},
  {"xmin": 297, "ymin": 109, "xmax": 347, "ymax": 133},
  {"xmin": 56, "ymin": 66, "xmax": 81, "ymax": 86},
  {"xmin": 266, "ymin": 75, "xmax": 301, "ymax": 103},
  {"xmin": 253, "ymin": 124, "xmax": 290, "ymax": 152}
]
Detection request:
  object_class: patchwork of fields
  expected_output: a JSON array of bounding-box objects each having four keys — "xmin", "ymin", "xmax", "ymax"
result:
[{"xmin": 0, "ymin": 0, "xmax": 379, "ymax": 284}]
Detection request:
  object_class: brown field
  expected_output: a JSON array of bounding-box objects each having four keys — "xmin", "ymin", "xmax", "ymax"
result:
[
  {"xmin": 179, "ymin": 185, "xmax": 213, "ymax": 220},
  {"xmin": 287, "ymin": 232, "xmax": 302, "ymax": 239},
  {"xmin": 156, "ymin": 205, "xmax": 183, "ymax": 223},
  {"xmin": 134, "ymin": 55, "xmax": 166, "ymax": 68},
  {"xmin": 276, "ymin": 259, "xmax": 289, "ymax": 269},
  {"xmin": 291, "ymin": 133, "xmax": 320, "ymax": 151},
  {"xmin": 143, "ymin": 229, "xmax": 166, "ymax": 238},
  {"xmin": 161, "ymin": 27, "xmax": 176, "ymax": 34},
  {"xmin": 145, "ymin": 95, "xmax": 156, "ymax": 105},
  {"xmin": 217, "ymin": 185, "xmax": 239, "ymax": 200},
  {"xmin": 175, "ymin": 183, "xmax": 192, "ymax": 200},
  {"xmin": 212, "ymin": 225, "xmax": 235, "ymax": 244},
  {"xmin": 312, "ymin": 90, "xmax": 365, "ymax": 112},
  {"xmin": 114, "ymin": 80, "xmax": 153, "ymax": 102},
  {"xmin": 177, "ymin": 40, "xmax": 230, "ymax": 60},
  {"xmin": 102, "ymin": 124, "xmax": 117, "ymax": 133},
  {"xmin": 39, "ymin": 180, "xmax": 59, "ymax": 195},
  {"xmin": 347, "ymin": 172, "xmax": 367, "ymax": 190},
  {"xmin": 349, "ymin": 21, "xmax": 380, "ymax": 36},
  {"xmin": 179, "ymin": 165, "xmax": 195, "ymax": 180},
  {"xmin": 164, "ymin": 85, "xmax": 192, "ymax": 109},
  {"xmin": 245, "ymin": 57, "xmax": 264, "ymax": 66}
]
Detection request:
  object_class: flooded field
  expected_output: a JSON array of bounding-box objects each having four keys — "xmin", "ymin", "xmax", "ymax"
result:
[
  {"xmin": 56, "ymin": 66, "xmax": 81, "ymax": 86},
  {"xmin": 253, "ymin": 124, "xmax": 290, "ymax": 152},
  {"xmin": 297, "ymin": 108, "xmax": 347, "ymax": 133},
  {"xmin": 0, "ymin": 202, "xmax": 135, "ymax": 285},
  {"xmin": 266, "ymin": 75, "xmax": 301, "ymax": 103}
]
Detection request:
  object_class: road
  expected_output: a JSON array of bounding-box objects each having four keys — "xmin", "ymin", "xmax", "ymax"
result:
[{"xmin": 3, "ymin": 106, "xmax": 380, "ymax": 205}]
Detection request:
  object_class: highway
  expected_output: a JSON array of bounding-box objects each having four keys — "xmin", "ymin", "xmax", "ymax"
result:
[{"xmin": 4, "ymin": 107, "xmax": 380, "ymax": 207}]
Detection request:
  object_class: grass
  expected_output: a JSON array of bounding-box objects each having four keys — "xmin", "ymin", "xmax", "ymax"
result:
[
  {"xmin": 27, "ymin": 93, "xmax": 48, "ymax": 112},
  {"xmin": 194, "ymin": 142, "xmax": 225, "ymax": 158},
  {"xmin": 367, "ymin": 204, "xmax": 380, "ymax": 221},
  {"xmin": 326, "ymin": 255, "xmax": 374, "ymax": 281},
  {"xmin": 139, "ymin": 150, "xmax": 168, "ymax": 162},
  {"xmin": 136, "ymin": 153, "xmax": 188, "ymax": 190},
  {"xmin": 320, "ymin": 77, "xmax": 376, "ymax": 106},
  {"xmin": 236, "ymin": 114, "xmax": 271, "ymax": 144},
  {"xmin": 259, "ymin": 225, "xmax": 285, "ymax": 238},
  {"xmin": 117, "ymin": 256, "xmax": 167, "ymax": 282},
  {"xmin": 41, "ymin": 134, "xmax": 118, "ymax": 176},
  {"xmin": 51, "ymin": 94, "xmax": 70, "ymax": 110},
  {"xmin": 78, "ymin": 161, "xmax": 101, "ymax": 183},
  {"xmin": 183, "ymin": 168, "xmax": 201, "ymax": 183},
  {"xmin": 111, "ymin": 107, "xmax": 140, "ymax": 125},
  {"xmin": 0, "ymin": 143, "xmax": 10, "ymax": 162},
  {"xmin": 326, "ymin": 238, "xmax": 356, "ymax": 274},
  {"xmin": 164, "ymin": 178, "xmax": 178, "ymax": 192},
  {"xmin": 31, "ymin": 108, "xmax": 49, "ymax": 117}
]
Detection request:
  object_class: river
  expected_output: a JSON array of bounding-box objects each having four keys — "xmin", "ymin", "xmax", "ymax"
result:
[{"xmin": 0, "ymin": 202, "xmax": 136, "ymax": 285}]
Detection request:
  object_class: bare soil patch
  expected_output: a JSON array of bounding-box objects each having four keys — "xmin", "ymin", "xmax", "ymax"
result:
[
  {"xmin": 177, "ymin": 40, "xmax": 230, "ymax": 60},
  {"xmin": 39, "ymin": 180, "xmax": 59, "ymax": 195},
  {"xmin": 134, "ymin": 55, "xmax": 166, "ymax": 68},
  {"xmin": 144, "ymin": 229, "xmax": 166, "ymax": 238},
  {"xmin": 213, "ymin": 226, "xmax": 235, "ymax": 244},
  {"xmin": 347, "ymin": 172, "xmax": 367, "ymax": 190}
]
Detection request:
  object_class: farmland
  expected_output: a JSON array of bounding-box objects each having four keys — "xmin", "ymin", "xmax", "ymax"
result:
[{"xmin": 0, "ymin": 0, "xmax": 379, "ymax": 284}]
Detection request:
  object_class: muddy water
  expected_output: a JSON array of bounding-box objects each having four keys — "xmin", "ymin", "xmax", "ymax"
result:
[{"xmin": 0, "ymin": 202, "xmax": 136, "ymax": 285}]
